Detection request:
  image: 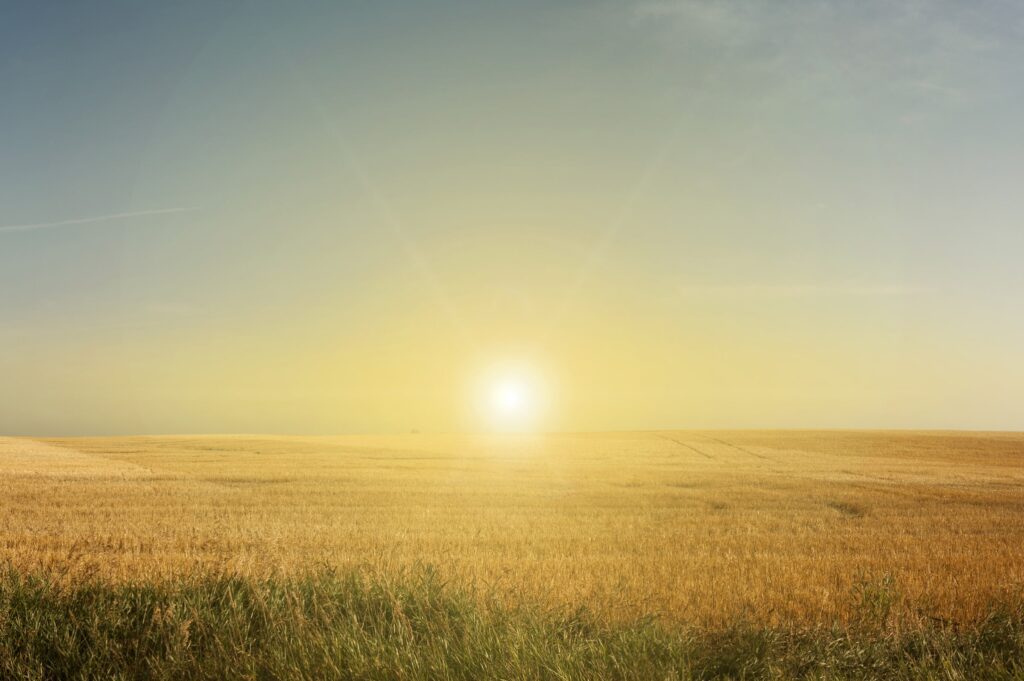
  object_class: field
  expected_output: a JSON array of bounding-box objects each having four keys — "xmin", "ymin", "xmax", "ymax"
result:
[{"xmin": 1, "ymin": 431, "xmax": 1023, "ymax": 678}]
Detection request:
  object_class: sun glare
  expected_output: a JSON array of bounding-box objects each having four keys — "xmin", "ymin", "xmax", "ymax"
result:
[
  {"xmin": 492, "ymin": 379, "xmax": 528, "ymax": 415},
  {"xmin": 471, "ymin": 361, "xmax": 550, "ymax": 433}
]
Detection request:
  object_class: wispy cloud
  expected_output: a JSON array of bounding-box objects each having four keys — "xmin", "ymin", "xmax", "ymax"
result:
[
  {"xmin": 630, "ymin": 0, "xmax": 1018, "ymax": 108},
  {"xmin": 0, "ymin": 207, "xmax": 200, "ymax": 235},
  {"xmin": 678, "ymin": 283, "xmax": 929, "ymax": 299}
]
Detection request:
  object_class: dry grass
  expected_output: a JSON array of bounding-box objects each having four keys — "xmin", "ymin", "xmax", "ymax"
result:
[{"xmin": 2, "ymin": 431, "xmax": 1022, "ymax": 628}]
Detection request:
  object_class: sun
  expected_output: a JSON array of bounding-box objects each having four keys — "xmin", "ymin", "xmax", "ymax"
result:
[
  {"xmin": 471, "ymin": 361, "xmax": 551, "ymax": 433},
  {"xmin": 491, "ymin": 379, "xmax": 529, "ymax": 415}
]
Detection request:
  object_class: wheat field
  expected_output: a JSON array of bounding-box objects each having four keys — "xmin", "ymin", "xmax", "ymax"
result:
[{"xmin": 2, "ymin": 430, "xmax": 1021, "ymax": 631}]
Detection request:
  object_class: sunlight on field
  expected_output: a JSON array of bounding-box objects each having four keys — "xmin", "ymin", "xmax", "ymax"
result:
[{"xmin": 2, "ymin": 432, "xmax": 1022, "ymax": 627}]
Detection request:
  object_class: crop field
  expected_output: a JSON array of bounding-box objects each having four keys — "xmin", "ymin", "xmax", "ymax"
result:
[
  {"xmin": 1, "ymin": 431, "xmax": 1023, "ymax": 678},
  {"xmin": 3, "ymin": 430, "xmax": 1023, "ymax": 625}
]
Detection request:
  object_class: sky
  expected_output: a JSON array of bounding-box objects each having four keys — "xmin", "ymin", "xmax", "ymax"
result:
[{"xmin": 2, "ymin": 0, "xmax": 1023, "ymax": 435}]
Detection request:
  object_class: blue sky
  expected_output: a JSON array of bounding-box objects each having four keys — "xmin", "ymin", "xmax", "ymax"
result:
[{"xmin": 2, "ymin": 1, "xmax": 1024, "ymax": 434}]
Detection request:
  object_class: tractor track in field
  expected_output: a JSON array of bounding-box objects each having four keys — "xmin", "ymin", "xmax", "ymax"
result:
[
  {"xmin": 658, "ymin": 435, "xmax": 717, "ymax": 460},
  {"xmin": 700, "ymin": 435, "xmax": 777, "ymax": 462}
]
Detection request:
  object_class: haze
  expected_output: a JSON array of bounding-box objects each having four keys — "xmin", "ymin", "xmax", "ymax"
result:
[{"xmin": 2, "ymin": 1, "xmax": 1023, "ymax": 434}]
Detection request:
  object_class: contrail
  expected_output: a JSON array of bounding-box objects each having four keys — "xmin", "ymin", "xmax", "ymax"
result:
[
  {"xmin": 248, "ymin": 4, "xmax": 476, "ymax": 349},
  {"xmin": 0, "ymin": 207, "xmax": 200, "ymax": 234},
  {"xmin": 540, "ymin": 119, "xmax": 686, "ymax": 346}
]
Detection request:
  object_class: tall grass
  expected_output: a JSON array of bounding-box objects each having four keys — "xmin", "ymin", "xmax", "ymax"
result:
[{"xmin": 1, "ymin": 565, "xmax": 1021, "ymax": 680}]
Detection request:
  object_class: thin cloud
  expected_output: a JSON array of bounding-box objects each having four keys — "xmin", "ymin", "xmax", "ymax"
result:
[
  {"xmin": 0, "ymin": 207, "xmax": 200, "ymax": 234},
  {"xmin": 630, "ymin": 0, "xmax": 1016, "ymax": 107},
  {"xmin": 678, "ymin": 283, "xmax": 930, "ymax": 299}
]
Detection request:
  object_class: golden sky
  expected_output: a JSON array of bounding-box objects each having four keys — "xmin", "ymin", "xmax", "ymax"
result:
[{"xmin": 2, "ymin": 2, "xmax": 1023, "ymax": 434}]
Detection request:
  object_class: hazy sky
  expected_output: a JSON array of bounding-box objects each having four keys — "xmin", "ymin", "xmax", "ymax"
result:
[{"xmin": 3, "ymin": 1, "xmax": 1023, "ymax": 434}]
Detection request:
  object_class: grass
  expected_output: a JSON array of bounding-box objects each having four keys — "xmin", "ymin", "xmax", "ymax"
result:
[{"xmin": 1, "ymin": 565, "xmax": 1022, "ymax": 680}]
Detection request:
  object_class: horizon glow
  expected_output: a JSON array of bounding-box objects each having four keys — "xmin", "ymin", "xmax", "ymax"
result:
[{"xmin": 2, "ymin": 1, "xmax": 1023, "ymax": 434}]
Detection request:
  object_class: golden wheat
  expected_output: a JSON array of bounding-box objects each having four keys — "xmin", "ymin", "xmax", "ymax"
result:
[{"xmin": 1, "ymin": 431, "xmax": 1021, "ymax": 627}]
